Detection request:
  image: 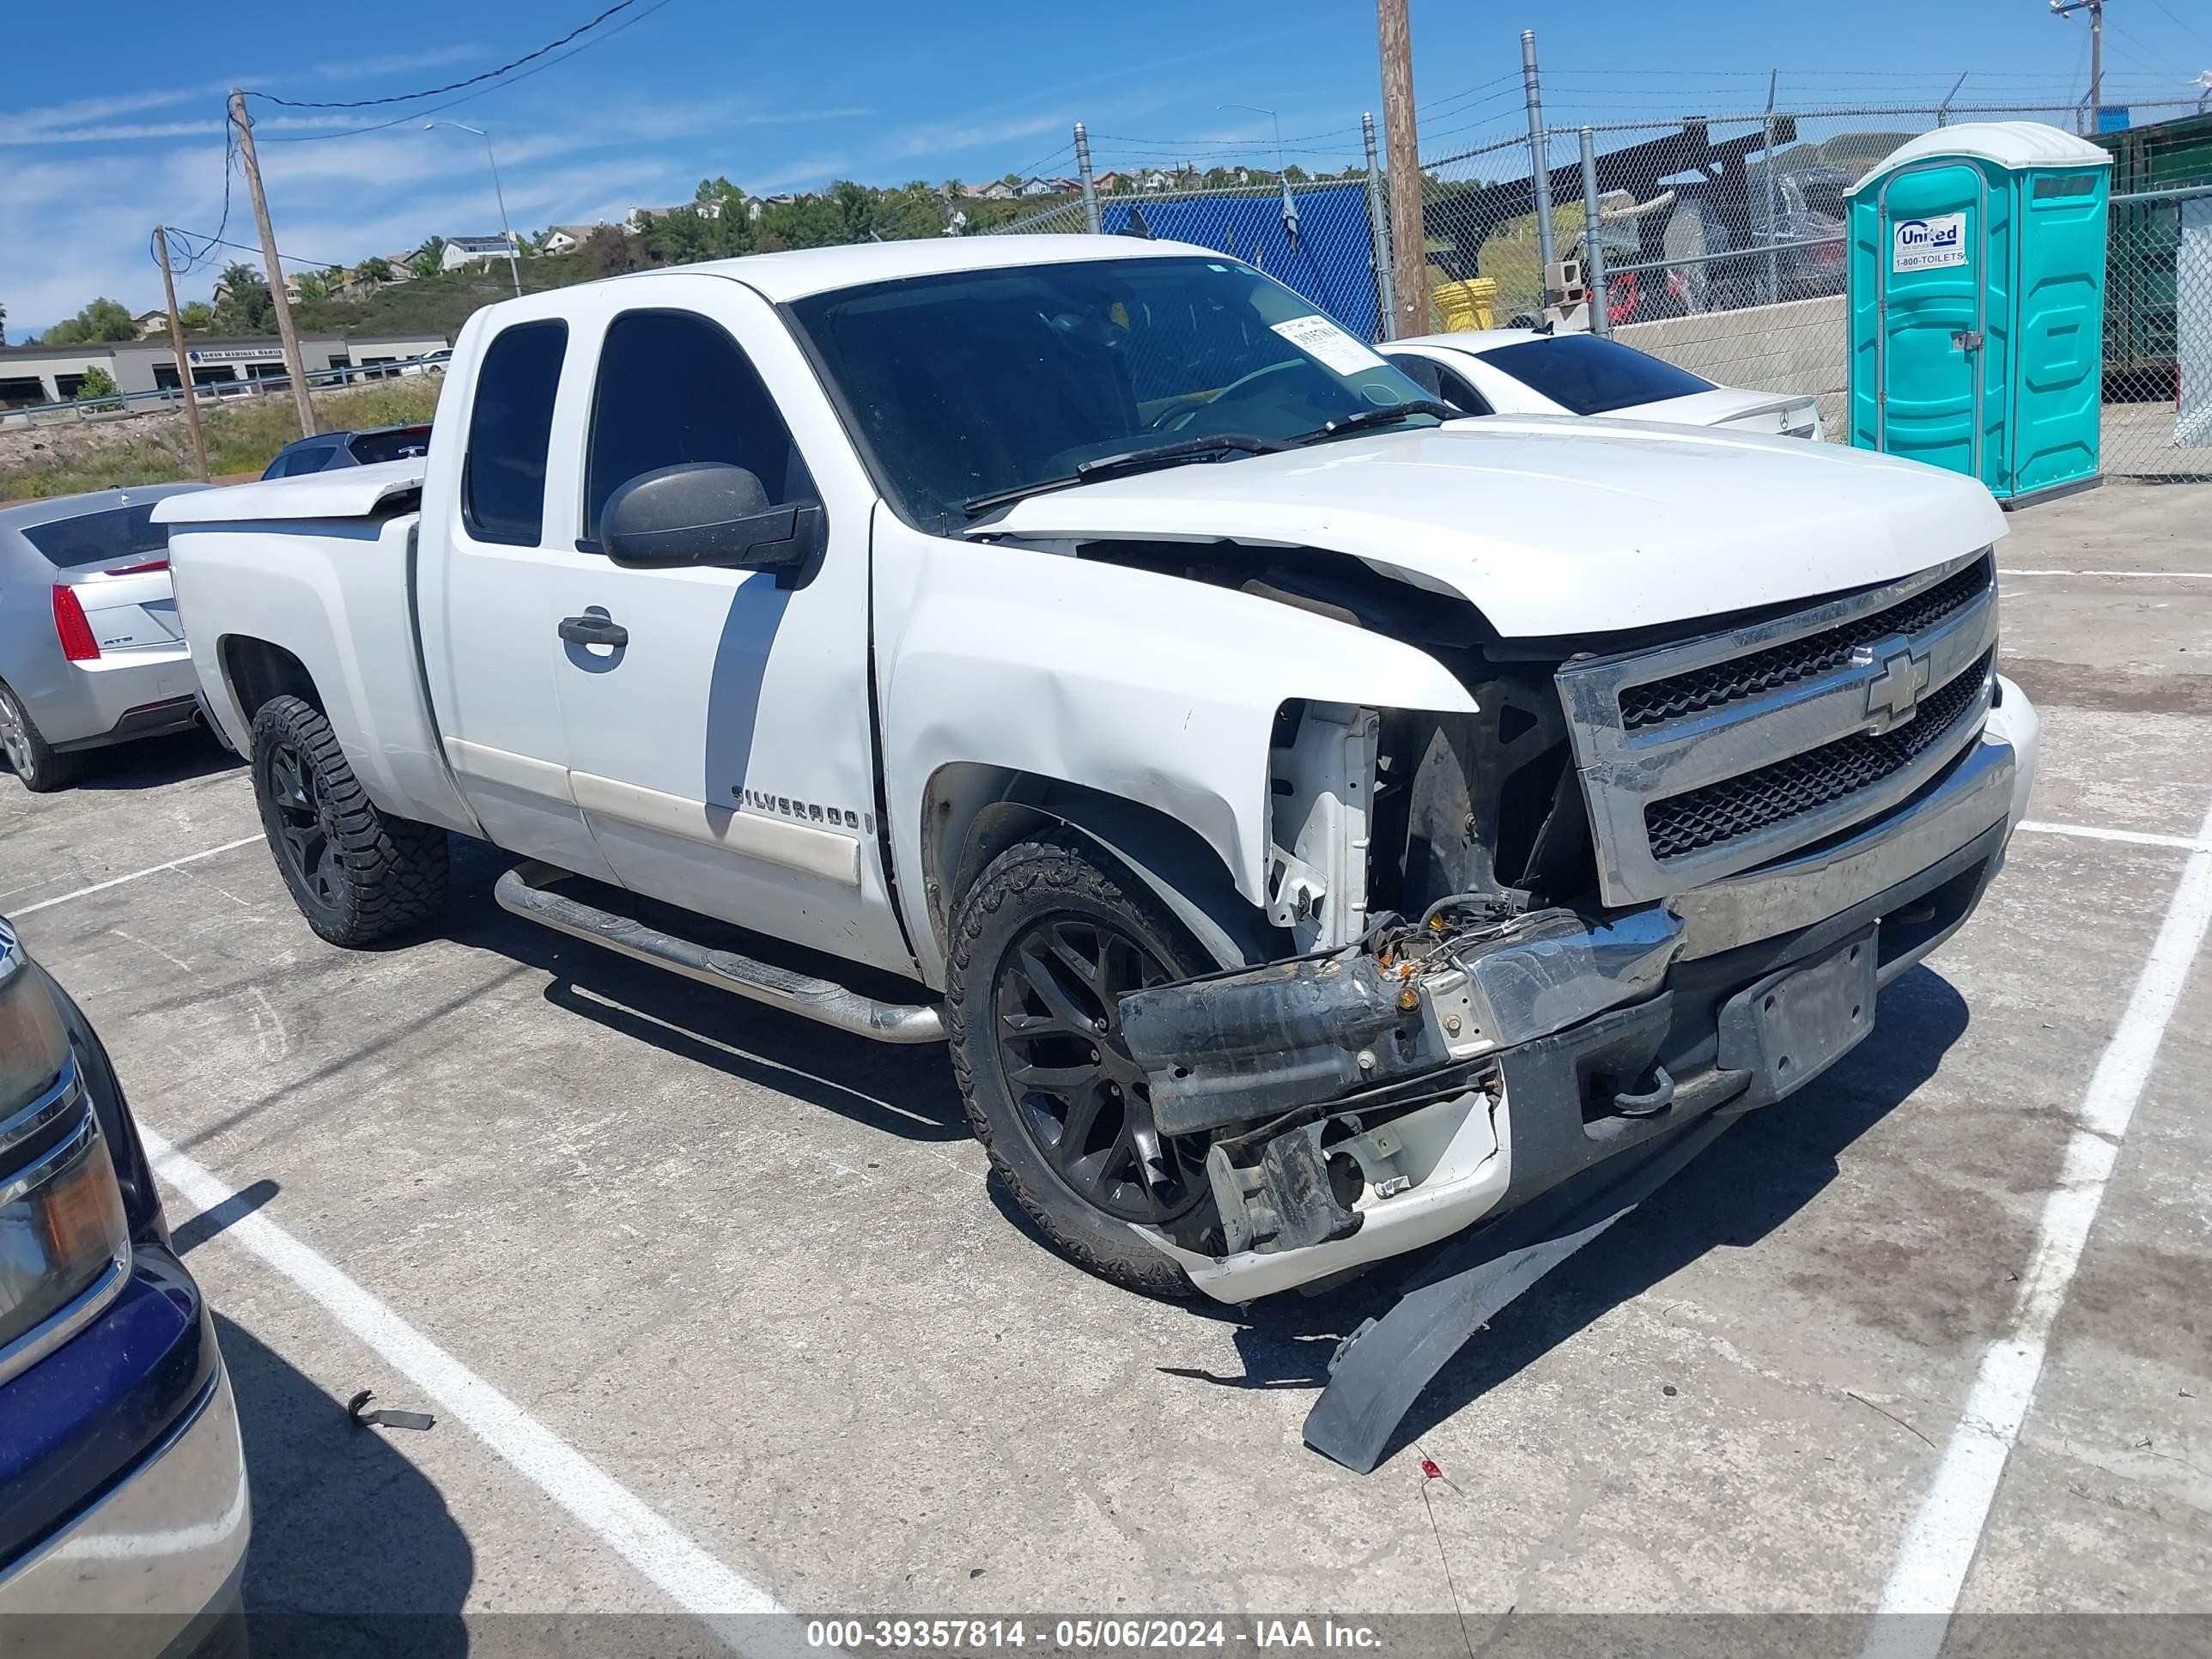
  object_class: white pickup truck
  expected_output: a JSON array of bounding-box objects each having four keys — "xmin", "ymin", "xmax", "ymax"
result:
[{"xmin": 158, "ymin": 236, "xmax": 2037, "ymax": 1304}]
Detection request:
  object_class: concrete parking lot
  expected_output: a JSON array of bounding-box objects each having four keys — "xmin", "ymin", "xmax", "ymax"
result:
[{"xmin": 4, "ymin": 480, "xmax": 2209, "ymax": 1653}]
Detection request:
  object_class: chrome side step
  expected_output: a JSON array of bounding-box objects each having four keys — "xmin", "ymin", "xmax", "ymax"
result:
[{"xmin": 494, "ymin": 860, "xmax": 946, "ymax": 1044}]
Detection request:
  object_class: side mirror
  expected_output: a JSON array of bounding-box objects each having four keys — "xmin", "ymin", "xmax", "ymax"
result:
[{"xmin": 600, "ymin": 462, "xmax": 823, "ymax": 575}]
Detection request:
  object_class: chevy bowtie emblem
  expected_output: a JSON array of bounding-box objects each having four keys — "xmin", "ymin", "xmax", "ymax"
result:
[{"xmin": 1859, "ymin": 637, "xmax": 1929, "ymax": 733}]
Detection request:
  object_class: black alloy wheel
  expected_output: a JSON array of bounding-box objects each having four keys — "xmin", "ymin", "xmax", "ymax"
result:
[
  {"xmin": 992, "ymin": 915, "xmax": 1207, "ymax": 1227},
  {"xmin": 264, "ymin": 736, "xmax": 342, "ymax": 905}
]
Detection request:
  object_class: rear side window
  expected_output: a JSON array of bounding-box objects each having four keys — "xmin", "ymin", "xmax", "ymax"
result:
[
  {"xmin": 464, "ymin": 320, "xmax": 567, "ymax": 544},
  {"xmin": 582, "ymin": 309, "xmax": 816, "ymax": 540},
  {"xmin": 349, "ymin": 426, "xmax": 433, "ymax": 465},
  {"xmin": 265, "ymin": 441, "xmax": 333, "ymax": 479},
  {"xmin": 1388, "ymin": 352, "xmax": 1493, "ymax": 416},
  {"xmin": 1476, "ymin": 335, "xmax": 1711, "ymax": 416},
  {"xmin": 20, "ymin": 503, "xmax": 168, "ymax": 570}
]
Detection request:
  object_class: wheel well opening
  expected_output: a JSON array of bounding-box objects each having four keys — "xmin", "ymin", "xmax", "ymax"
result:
[
  {"xmin": 924, "ymin": 766, "xmax": 1281, "ymax": 975},
  {"xmin": 220, "ymin": 636, "xmax": 322, "ymax": 721}
]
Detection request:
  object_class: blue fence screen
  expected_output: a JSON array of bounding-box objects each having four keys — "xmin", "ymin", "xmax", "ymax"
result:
[{"xmin": 1101, "ymin": 183, "xmax": 1382, "ymax": 342}]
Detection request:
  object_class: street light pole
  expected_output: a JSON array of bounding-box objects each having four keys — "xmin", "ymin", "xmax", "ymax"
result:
[
  {"xmin": 1218, "ymin": 101, "xmax": 1288, "ymax": 179},
  {"xmin": 425, "ymin": 119, "xmax": 523, "ymax": 298}
]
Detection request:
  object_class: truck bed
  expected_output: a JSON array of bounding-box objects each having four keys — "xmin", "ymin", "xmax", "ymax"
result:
[{"xmin": 154, "ymin": 462, "xmax": 483, "ymax": 839}]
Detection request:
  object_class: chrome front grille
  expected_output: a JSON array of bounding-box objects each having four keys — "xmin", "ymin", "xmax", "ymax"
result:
[
  {"xmin": 1619, "ymin": 559, "xmax": 1993, "ymax": 731},
  {"xmin": 1557, "ymin": 550, "xmax": 2000, "ymax": 906},
  {"xmin": 1644, "ymin": 649, "xmax": 1995, "ymax": 860}
]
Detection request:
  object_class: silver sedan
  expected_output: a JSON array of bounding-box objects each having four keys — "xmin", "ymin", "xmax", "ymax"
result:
[{"xmin": 0, "ymin": 484, "xmax": 210, "ymax": 791}]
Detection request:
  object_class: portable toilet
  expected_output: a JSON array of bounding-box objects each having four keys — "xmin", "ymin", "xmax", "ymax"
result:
[{"xmin": 1847, "ymin": 122, "xmax": 2112, "ymax": 506}]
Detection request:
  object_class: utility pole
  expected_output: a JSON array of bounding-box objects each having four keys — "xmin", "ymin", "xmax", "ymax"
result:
[
  {"xmin": 2052, "ymin": 0, "xmax": 2104, "ymax": 134},
  {"xmin": 1376, "ymin": 0, "xmax": 1427, "ymax": 337},
  {"xmin": 228, "ymin": 89, "xmax": 316, "ymax": 438},
  {"xmin": 152, "ymin": 228, "xmax": 210, "ymax": 483}
]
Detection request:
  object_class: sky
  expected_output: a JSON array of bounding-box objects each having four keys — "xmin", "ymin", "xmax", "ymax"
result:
[{"xmin": 3, "ymin": 0, "xmax": 2209, "ymax": 335}]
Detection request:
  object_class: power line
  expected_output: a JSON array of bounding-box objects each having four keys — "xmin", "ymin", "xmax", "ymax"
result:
[
  {"xmin": 1417, "ymin": 72, "xmax": 1517, "ymax": 113},
  {"xmin": 246, "ymin": 0, "xmax": 646, "ymax": 108},
  {"xmin": 2145, "ymin": 0, "xmax": 2212, "ymax": 51},
  {"xmin": 163, "ymin": 229, "xmax": 353, "ymax": 273},
  {"xmin": 258, "ymin": 0, "xmax": 677, "ymax": 143},
  {"xmin": 162, "ymin": 113, "xmax": 240, "ymax": 278}
]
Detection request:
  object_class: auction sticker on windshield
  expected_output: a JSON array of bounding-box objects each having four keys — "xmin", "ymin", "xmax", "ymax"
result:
[
  {"xmin": 1273, "ymin": 314, "xmax": 1387, "ymax": 375},
  {"xmin": 1892, "ymin": 213, "xmax": 1967, "ymax": 273}
]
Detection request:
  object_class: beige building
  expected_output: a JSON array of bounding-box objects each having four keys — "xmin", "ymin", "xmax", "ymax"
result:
[{"xmin": 0, "ymin": 332, "xmax": 449, "ymax": 408}]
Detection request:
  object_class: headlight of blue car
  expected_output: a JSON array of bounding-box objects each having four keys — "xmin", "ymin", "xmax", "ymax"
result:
[{"xmin": 0, "ymin": 922, "xmax": 134, "ymax": 1387}]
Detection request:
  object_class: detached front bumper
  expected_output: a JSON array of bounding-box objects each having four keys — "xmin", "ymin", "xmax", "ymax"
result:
[{"xmin": 1127, "ymin": 690, "xmax": 2035, "ymax": 1304}]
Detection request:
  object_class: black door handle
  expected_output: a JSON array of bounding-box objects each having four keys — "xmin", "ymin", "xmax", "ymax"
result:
[{"xmin": 559, "ymin": 614, "xmax": 628, "ymax": 648}]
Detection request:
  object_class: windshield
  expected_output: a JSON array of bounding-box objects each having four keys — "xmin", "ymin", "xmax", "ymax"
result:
[
  {"xmin": 788, "ymin": 256, "xmax": 1437, "ymax": 533},
  {"xmin": 1474, "ymin": 334, "xmax": 1714, "ymax": 416}
]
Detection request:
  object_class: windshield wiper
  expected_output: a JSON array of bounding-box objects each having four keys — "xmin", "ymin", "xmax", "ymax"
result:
[
  {"xmin": 1290, "ymin": 399, "xmax": 1459, "ymax": 446},
  {"xmin": 963, "ymin": 433, "xmax": 1288, "ymax": 520}
]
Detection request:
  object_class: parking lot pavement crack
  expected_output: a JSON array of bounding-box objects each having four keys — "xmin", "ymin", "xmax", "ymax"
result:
[{"xmin": 1846, "ymin": 1391, "xmax": 1941, "ymax": 1450}]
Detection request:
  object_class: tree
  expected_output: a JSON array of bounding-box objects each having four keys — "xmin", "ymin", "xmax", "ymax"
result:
[
  {"xmin": 73, "ymin": 366, "xmax": 119, "ymax": 402},
  {"xmin": 585, "ymin": 224, "xmax": 643, "ymax": 276},
  {"xmin": 294, "ymin": 270, "xmax": 331, "ymax": 305},
  {"xmin": 210, "ymin": 263, "xmax": 272, "ymax": 334},
  {"xmin": 410, "ymin": 238, "xmax": 447, "ymax": 280},
  {"xmin": 1283, "ymin": 164, "xmax": 1310, "ymax": 183},
  {"xmin": 177, "ymin": 301, "xmax": 215, "ymax": 331},
  {"xmin": 44, "ymin": 297, "xmax": 138, "ymax": 345},
  {"xmin": 356, "ymin": 255, "xmax": 393, "ymax": 285}
]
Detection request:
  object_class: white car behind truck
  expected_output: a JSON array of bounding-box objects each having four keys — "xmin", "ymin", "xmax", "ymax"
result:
[{"xmin": 157, "ymin": 236, "xmax": 2037, "ymax": 1304}]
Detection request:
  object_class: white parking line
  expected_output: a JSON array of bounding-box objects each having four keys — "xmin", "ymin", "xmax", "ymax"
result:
[
  {"xmin": 2017, "ymin": 820, "xmax": 2211, "ymax": 853},
  {"xmin": 1865, "ymin": 791, "xmax": 2212, "ymax": 1658},
  {"xmin": 9, "ymin": 836, "xmax": 264, "ymax": 919},
  {"xmin": 140, "ymin": 1127, "xmax": 805, "ymax": 1656},
  {"xmin": 2000, "ymin": 568, "xmax": 2212, "ymax": 580}
]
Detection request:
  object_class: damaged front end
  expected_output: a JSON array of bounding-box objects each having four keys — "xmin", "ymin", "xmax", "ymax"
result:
[
  {"xmin": 1115, "ymin": 550, "xmax": 2026, "ymax": 1307},
  {"xmin": 1120, "ymin": 899, "xmax": 1691, "ymax": 1300}
]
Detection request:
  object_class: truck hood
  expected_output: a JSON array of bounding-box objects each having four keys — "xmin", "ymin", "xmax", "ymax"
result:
[{"xmin": 981, "ymin": 416, "xmax": 2004, "ymax": 637}]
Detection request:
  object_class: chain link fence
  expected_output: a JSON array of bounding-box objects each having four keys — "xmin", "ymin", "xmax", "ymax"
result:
[
  {"xmin": 1413, "ymin": 96, "xmax": 2212, "ymax": 481},
  {"xmin": 2106, "ymin": 183, "xmax": 2212, "ymax": 478},
  {"xmin": 975, "ymin": 80, "xmax": 2211, "ymax": 483}
]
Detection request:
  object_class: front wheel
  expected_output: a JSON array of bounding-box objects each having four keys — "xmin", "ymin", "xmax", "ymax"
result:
[
  {"xmin": 250, "ymin": 695, "xmax": 448, "ymax": 946},
  {"xmin": 947, "ymin": 836, "xmax": 1221, "ymax": 1297}
]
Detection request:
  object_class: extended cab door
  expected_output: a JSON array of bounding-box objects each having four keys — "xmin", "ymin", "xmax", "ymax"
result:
[
  {"xmin": 416, "ymin": 312, "xmax": 618, "ymax": 883},
  {"xmin": 535, "ymin": 275, "xmax": 915, "ymax": 977}
]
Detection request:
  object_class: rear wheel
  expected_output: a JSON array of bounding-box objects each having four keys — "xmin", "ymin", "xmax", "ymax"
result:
[
  {"xmin": 250, "ymin": 695, "xmax": 447, "ymax": 945},
  {"xmin": 0, "ymin": 680, "xmax": 82, "ymax": 793},
  {"xmin": 948, "ymin": 836, "xmax": 1220, "ymax": 1296}
]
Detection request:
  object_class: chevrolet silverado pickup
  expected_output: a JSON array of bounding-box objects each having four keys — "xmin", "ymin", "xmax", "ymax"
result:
[{"xmin": 156, "ymin": 236, "xmax": 2038, "ymax": 1303}]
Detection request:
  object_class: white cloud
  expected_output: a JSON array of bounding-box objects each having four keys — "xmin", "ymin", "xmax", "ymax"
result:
[
  {"xmin": 887, "ymin": 109, "xmax": 1072, "ymax": 161},
  {"xmin": 0, "ymin": 88, "xmax": 200, "ymax": 136},
  {"xmin": 307, "ymin": 44, "xmax": 484, "ymax": 81}
]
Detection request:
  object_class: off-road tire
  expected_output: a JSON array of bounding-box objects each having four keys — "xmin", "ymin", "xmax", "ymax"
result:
[
  {"xmin": 0, "ymin": 679, "xmax": 83, "ymax": 793},
  {"xmin": 250, "ymin": 694, "xmax": 447, "ymax": 946},
  {"xmin": 948, "ymin": 834, "xmax": 1220, "ymax": 1297}
]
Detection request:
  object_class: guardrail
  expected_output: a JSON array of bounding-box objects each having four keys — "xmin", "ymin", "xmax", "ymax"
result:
[{"xmin": 0, "ymin": 351, "xmax": 449, "ymax": 430}]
